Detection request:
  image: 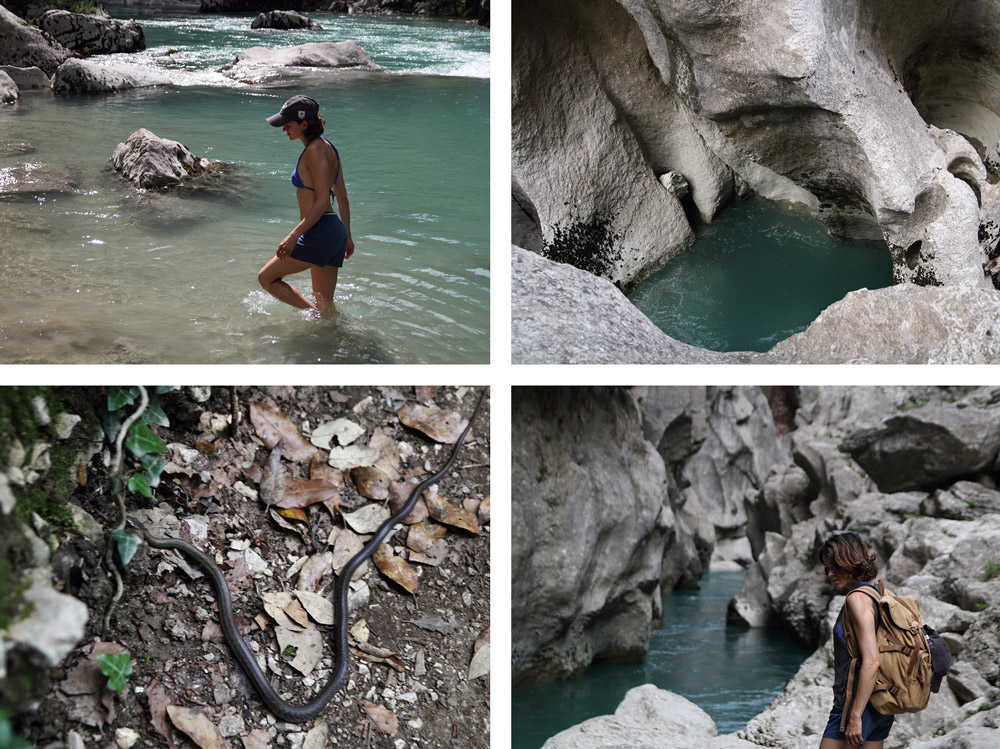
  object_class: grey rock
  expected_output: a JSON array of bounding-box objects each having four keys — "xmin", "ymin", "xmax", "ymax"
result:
[
  {"xmin": 947, "ymin": 660, "xmax": 994, "ymax": 704},
  {"xmin": 960, "ymin": 600, "xmax": 1000, "ymax": 686},
  {"xmin": 0, "ymin": 4, "xmax": 73, "ymax": 77},
  {"xmin": 0, "ymin": 66, "xmax": 51, "ymax": 91},
  {"xmin": 110, "ymin": 128, "xmax": 221, "ymax": 191},
  {"xmin": 511, "ymin": 246, "xmax": 773, "ymax": 364},
  {"xmin": 839, "ymin": 400, "xmax": 1000, "ymax": 492},
  {"xmin": 908, "ymin": 703, "xmax": 1000, "ymax": 749},
  {"xmin": 221, "ymin": 41, "xmax": 383, "ymax": 84},
  {"xmin": 0, "ymin": 161, "xmax": 79, "ymax": 196},
  {"xmin": 6, "ymin": 567, "xmax": 88, "ymax": 671},
  {"xmin": 769, "ymin": 285, "xmax": 1000, "ymax": 364},
  {"xmin": 921, "ymin": 481, "xmax": 1000, "ymax": 520},
  {"xmin": 542, "ymin": 685, "xmax": 717, "ymax": 749},
  {"xmin": 36, "ymin": 10, "xmax": 145, "ymax": 56},
  {"xmin": 512, "ymin": 387, "xmax": 673, "ymax": 682},
  {"xmin": 251, "ymin": 11, "xmax": 321, "ymax": 30},
  {"xmin": 0, "ymin": 70, "xmax": 17, "ymax": 104},
  {"xmin": 52, "ymin": 58, "xmax": 172, "ymax": 94}
]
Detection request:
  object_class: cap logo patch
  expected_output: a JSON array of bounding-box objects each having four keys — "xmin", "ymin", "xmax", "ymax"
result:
[{"xmin": 298, "ymin": 110, "xmax": 306, "ymax": 119}]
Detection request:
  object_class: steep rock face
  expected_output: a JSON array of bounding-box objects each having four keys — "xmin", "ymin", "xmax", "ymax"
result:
[
  {"xmin": 511, "ymin": 387, "xmax": 673, "ymax": 682},
  {"xmin": 513, "ymin": 0, "xmax": 1000, "ymax": 289},
  {"xmin": 36, "ymin": 11, "xmax": 145, "ymax": 56}
]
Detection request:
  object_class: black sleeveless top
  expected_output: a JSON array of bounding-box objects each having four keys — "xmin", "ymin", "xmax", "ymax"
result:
[{"xmin": 832, "ymin": 582, "xmax": 881, "ymax": 710}]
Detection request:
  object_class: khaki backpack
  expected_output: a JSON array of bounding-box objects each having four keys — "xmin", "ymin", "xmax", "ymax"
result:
[{"xmin": 839, "ymin": 579, "xmax": 933, "ymax": 731}]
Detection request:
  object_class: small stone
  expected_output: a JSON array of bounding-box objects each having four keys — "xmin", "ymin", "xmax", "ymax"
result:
[
  {"xmin": 218, "ymin": 714, "xmax": 245, "ymax": 738},
  {"xmin": 55, "ymin": 412, "xmax": 82, "ymax": 439},
  {"xmin": 66, "ymin": 731, "xmax": 86, "ymax": 749},
  {"xmin": 189, "ymin": 386, "xmax": 211, "ymax": 402},
  {"xmin": 31, "ymin": 395, "xmax": 51, "ymax": 425},
  {"xmin": 214, "ymin": 685, "xmax": 231, "ymax": 705},
  {"xmin": 408, "ymin": 718, "xmax": 424, "ymax": 730},
  {"xmin": 0, "ymin": 473, "xmax": 15, "ymax": 515},
  {"xmin": 115, "ymin": 727, "xmax": 140, "ymax": 749}
]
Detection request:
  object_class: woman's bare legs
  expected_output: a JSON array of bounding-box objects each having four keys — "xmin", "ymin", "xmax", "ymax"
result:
[
  {"xmin": 819, "ymin": 737, "xmax": 883, "ymax": 749},
  {"xmin": 310, "ymin": 265, "xmax": 339, "ymax": 314},
  {"xmin": 258, "ymin": 256, "xmax": 319, "ymax": 310}
]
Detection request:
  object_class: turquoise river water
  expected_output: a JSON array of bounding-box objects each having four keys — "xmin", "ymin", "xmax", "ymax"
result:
[
  {"xmin": 511, "ymin": 570, "xmax": 812, "ymax": 749},
  {"xmin": 627, "ymin": 199, "xmax": 893, "ymax": 353},
  {"xmin": 0, "ymin": 10, "xmax": 489, "ymax": 363}
]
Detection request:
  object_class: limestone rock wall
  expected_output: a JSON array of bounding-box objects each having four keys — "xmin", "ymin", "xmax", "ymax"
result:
[{"xmin": 513, "ymin": 0, "xmax": 1000, "ymax": 290}]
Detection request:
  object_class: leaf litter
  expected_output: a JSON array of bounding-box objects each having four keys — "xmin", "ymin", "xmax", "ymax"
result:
[{"xmin": 21, "ymin": 386, "xmax": 490, "ymax": 749}]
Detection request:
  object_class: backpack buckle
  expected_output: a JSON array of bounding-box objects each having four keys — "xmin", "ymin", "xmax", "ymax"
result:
[{"xmin": 901, "ymin": 645, "xmax": 913, "ymax": 656}]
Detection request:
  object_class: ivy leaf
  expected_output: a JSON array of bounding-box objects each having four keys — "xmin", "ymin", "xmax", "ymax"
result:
[
  {"xmin": 125, "ymin": 422, "xmax": 167, "ymax": 458},
  {"xmin": 127, "ymin": 473, "xmax": 153, "ymax": 499},
  {"xmin": 101, "ymin": 409, "xmax": 123, "ymax": 443},
  {"xmin": 111, "ymin": 529, "xmax": 142, "ymax": 566},
  {"xmin": 96, "ymin": 653, "xmax": 133, "ymax": 693},
  {"xmin": 142, "ymin": 454, "xmax": 165, "ymax": 488},
  {"xmin": 141, "ymin": 397, "xmax": 170, "ymax": 428},
  {"xmin": 154, "ymin": 386, "xmax": 178, "ymax": 394},
  {"xmin": 108, "ymin": 386, "xmax": 137, "ymax": 412}
]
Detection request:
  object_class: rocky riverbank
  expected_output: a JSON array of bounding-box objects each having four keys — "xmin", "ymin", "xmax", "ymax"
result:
[
  {"xmin": 512, "ymin": 0, "xmax": 1000, "ymax": 364},
  {"xmin": 515, "ymin": 386, "xmax": 1000, "ymax": 747}
]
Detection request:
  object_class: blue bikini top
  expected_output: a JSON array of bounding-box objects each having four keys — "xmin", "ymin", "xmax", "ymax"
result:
[{"xmin": 292, "ymin": 136, "xmax": 341, "ymax": 194}]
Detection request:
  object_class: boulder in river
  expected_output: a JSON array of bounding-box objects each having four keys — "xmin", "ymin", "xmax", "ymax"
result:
[
  {"xmin": 110, "ymin": 129, "xmax": 223, "ymax": 191},
  {"xmin": 0, "ymin": 4, "xmax": 73, "ymax": 77},
  {"xmin": 1, "ymin": 65, "xmax": 51, "ymax": 90},
  {"xmin": 220, "ymin": 41, "xmax": 384, "ymax": 84},
  {"xmin": 251, "ymin": 10, "xmax": 321, "ymax": 29},
  {"xmin": 36, "ymin": 10, "xmax": 145, "ymax": 56},
  {"xmin": 0, "ymin": 70, "xmax": 17, "ymax": 104},
  {"xmin": 51, "ymin": 58, "xmax": 172, "ymax": 94}
]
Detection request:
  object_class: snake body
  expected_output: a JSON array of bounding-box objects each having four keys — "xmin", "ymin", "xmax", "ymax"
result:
[{"xmin": 128, "ymin": 390, "xmax": 485, "ymax": 723}]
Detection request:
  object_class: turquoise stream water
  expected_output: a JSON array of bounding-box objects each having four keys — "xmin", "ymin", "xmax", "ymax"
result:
[
  {"xmin": 0, "ymin": 10, "xmax": 488, "ymax": 363},
  {"xmin": 511, "ymin": 571, "xmax": 812, "ymax": 749},
  {"xmin": 627, "ymin": 199, "xmax": 893, "ymax": 353}
]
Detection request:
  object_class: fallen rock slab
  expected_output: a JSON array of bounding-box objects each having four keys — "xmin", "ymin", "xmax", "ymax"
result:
[
  {"xmin": 769, "ymin": 285, "xmax": 1000, "ymax": 364},
  {"xmin": 52, "ymin": 58, "xmax": 171, "ymax": 94},
  {"xmin": 511, "ymin": 245, "xmax": 774, "ymax": 364},
  {"xmin": 0, "ymin": 4, "xmax": 73, "ymax": 76},
  {"xmin": 1, "ymin": 65, "xmax": 50, "ymax": 90},
  {"xmin": 220, "ymin": 41, "xmax": 384, "ymax": 84},
  {"xmin": 36, "ymin": 10, "xmax": 145, "ymax": 56},
  {"xmin": 110, "ymin": 128, "xmax": 223, "ymax": 190},
  {"xmin": 251, "ymin": 10, "xmax": 321, "ymax": 29}
]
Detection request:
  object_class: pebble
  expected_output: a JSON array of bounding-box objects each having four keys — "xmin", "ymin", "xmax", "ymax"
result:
[
  {"xmin": 30, "ymin": 395, "xmax": 50, "ymax": 425},
  {"xmin": 218, "ymin": 714, "xmax": 245, "ymax": 738},
  {"xmin": 55, "ymin": 412, "xmax": 82, "ymax": 439},
  {"xmin": 66, "ymin": 731, "xmax": 85, "ymax": 749},
  {"xmin": 115, "ymin": 727, "xmax": 140, "ymax": 748},
  {"xmin": 408, "ymin": 718, "xmax": 423, "ymax": 730}
]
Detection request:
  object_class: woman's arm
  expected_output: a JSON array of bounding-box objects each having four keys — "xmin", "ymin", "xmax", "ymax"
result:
[
  {"xmin": 277, "ymin": 142, "xmax": 332, "ymax": 258},
  {"xmin": 845, "ymin": 591, "xmax": 880, "ymax": 747},
  {"xmin": 331, "ymin": 160, "xmax": 354, "ymax": 259}
]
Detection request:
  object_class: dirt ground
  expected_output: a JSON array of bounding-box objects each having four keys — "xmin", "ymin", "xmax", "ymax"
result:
[{"xmin": 19, "ymin": 386, "xmax": 490, "ymax": 749}]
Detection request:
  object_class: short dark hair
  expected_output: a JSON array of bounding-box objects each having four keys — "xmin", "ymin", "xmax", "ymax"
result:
[
  {"xmin": 819, "ymin": 532, "xmax": 878, "ymax": 582},
  {"xmin": 304, "ymin": 115, "xmax": 326, "ymax": 140}
]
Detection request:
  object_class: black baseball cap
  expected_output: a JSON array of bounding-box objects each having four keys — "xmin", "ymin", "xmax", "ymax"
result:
[{"xmin": 266, "ymin": 95, "xmax": 320, "ymax": 126}]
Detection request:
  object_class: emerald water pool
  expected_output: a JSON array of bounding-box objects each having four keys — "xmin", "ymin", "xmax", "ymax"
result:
[
  {"xmin": 0, "ymin": 10, "xmax": 488, "ymax": 363},
  {"xmin": 626, "ymin": 199, "xmax": 893, "ymax": 353},
  {"xmin": 511, "ymin": 570, "xmax": 812, "ymax": 748}
]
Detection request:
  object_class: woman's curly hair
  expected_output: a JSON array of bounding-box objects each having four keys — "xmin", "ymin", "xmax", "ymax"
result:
[
  {"xmin": 304, "ymin": 115, "xmax": 326, "ymax": 140},
  {"xmin": 819, "ymin": 532, "xmax": 878, "ymax": 582}
]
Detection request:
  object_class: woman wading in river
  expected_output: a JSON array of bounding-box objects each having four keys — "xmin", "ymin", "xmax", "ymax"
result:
[
  {"xmin": 258, "ymin": 95, "xmax": 354, "ymax": 314},
  {"xmin": 819, "ymin": 532, "xmax": 894, "ymax": 749}
]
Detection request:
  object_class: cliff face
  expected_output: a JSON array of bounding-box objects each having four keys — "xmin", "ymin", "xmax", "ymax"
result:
[{"xmin": 513, "ymin": 0, "xmax": 1000, "ymax": 293}]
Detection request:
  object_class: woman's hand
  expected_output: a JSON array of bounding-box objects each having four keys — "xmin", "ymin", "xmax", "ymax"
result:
[
  {"xmin": 345, "ymin": 238, "xmax": 355, "ymax": 259},
  {"xmin": 845, "ymin": 713, "xmax": 863, "ymax": 747},
  {"xmin": 277, "ymin": 234, "xmax": 298, "ymax": 258}
]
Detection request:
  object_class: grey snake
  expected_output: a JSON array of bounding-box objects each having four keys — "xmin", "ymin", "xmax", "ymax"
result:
[{"xmin": 127, "ymin": 390, "xmax": 485, "ymax": 723}]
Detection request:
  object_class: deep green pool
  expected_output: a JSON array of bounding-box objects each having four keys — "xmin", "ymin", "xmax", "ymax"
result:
[
  {"xmin": 511, "ymin": 570, "xmax": 811, "ymax": 748},
  {"xmin": 627, "ymin": 199, "xmax": 892, "ymax": 353}
]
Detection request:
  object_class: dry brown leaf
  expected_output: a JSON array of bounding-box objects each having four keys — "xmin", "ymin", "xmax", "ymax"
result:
[
  {"xmin": 258, "ymin": 439, "xmax": 287, "ymax": 506},
  {"xmin": 389, "ymin": 480, "xmax": 428, "ymax": 524},
  {"xmin": 414, "ymin": 386, "xmax": 438, "ymax": 401},
  {"xmin": 474, "ymin": 625, "xmax": 490, "ymax": 652},
  {"xmin": 332, "ymin": 529, "xmax": 367, "ymax": 580},
  {"xmin": 146, "ymin": 679, "xmax": 177, "ymax": 749},
  {"xmin": 195, "ymin": 435, "xmax": 220, "ymax": 455},
  {"xmin": 167, "ymin": 706, "xmax": 231, "ymax": 749},
  {"xmin": 343, "ymin": 504, "xmax": 390, "ymax": 534},
  {"xmin": 349, "ymin": 618, "xmax": 370, "ymax": 643},
  {"xmin": 329, "ymin": 390, "xmax": 351, "ymax": 404},
  {"xmin": 275, "ymin": 478, "xmax": 341, "ymax": 510},
  {"xmin": 397, "ymin": 403, "xmax": 468, "ymax": 444},
  {"xmin": 201, "ymin": 621, "xmax": 224, "ymax": 644},
  {"xmin": 295, "ymin": 590, "xmax": 335, "ymax": 625},
  {"xmin": 243, "ymin": 729, "xmax": 271, "ymax": 749},
  {"xmin": 328, "ymin": 445, "xmax": 381, "ymax": 470},
  {"xmin": 275, "ymin": 625, "xmax": 324, "ymax": 676},
  {"xmin": 249, "ymin": 402, "xmax": 318, "ymax": 462},
  {"xmin": 65, "ymin": 691, "xmax": 105, "ymax": 728},
  {"xmin": 262, "ymin": 592, "xmax": 305, "ymax": 632},
  {"xmin": 283, "ymin": 597, "xmax": 310, "ymax": 628},
  {"xmin": 372, "ymin": 543, "xmax": 418, "ymax": 593},
  {"xmin": 351, "ymin": 466, "xmax": 390, "ymax": 500},
  {"xmin": 269, "ymin": 507, "xmax": 311, "ymax": 545},
  {"xmin": 352, "ymin": 640, "xmax": 405, "ymax": 672},
  {"xmin": 369, "ymin": 429, "xmax": 402, "ymax": 480},
  {"xmin": 423, "ymin": 490, "xmax": 482, "ymax": 534},
  {"xmin": 409, "ymin": 539, "xmax": 450, "ymax": 567},
  {"xmin": 277, "ymin": 507, "xmax": 308, "ymax": 523},
  {"xmin": 303, "ymin": 722, "xmax": 329, "ymax": 749},
  {"xmin": 360, "ymin": 702, "xmax": 399, "ymax": 736},
  {"xmin": 296, "ymin": 551, "xmax": 334, "ymax": 592},
  {"xmin": 309, "ymin": 454, "xmax": 345, "ymax": 486},
  {"xmin": 468, "ymin": 642, "xmax": 490, "ymax": 680},
  {"xmin": 406, "ymin": 521, "xmax": 447, "ymax": 552}
]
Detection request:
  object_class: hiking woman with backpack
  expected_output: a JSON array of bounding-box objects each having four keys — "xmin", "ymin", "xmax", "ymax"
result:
[{"xmin": 819, "ymin": 533, "xmax": 894, "ymax": 748}]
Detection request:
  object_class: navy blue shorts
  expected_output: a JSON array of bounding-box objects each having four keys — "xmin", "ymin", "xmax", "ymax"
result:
[
  {"xmin": 290, "ymin": 213, "xmax": 348, "ymax": 268},
  {"xmin": 823, "ymin": 703, "xmax": 894, "ymax": 743}
]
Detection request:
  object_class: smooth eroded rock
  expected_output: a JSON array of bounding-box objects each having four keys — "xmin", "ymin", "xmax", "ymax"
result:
[
  {"xmin": 221, "ymin": 41, "xmax": 384, "ymax": 83},
  {"xmin": 250, "ymin": 10, "xmax": 321, "ymax": 29},
  {"xmin": 0, "ymin": 70, "xmax": 17, "ymax": 104},
  {"xmin": 1, "ymin": 65, "xmax": 50, "ymax": 90},
  {"xmin": 110, "ymin": 128, "xmax": 221, "ymax": 190},
  {"xmin": 52, "ymin": 58, "xmax": 171, "ymax": 94},
  {"xmin": 0, "ymin": 5, "xmax": 73, "ymax": 77}
]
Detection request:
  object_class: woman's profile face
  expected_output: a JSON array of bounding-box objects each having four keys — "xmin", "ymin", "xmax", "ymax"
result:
[
  {"xmin": 283, "ymin": 121, "xmax": 308, "ymax": 140},
  {"xmin": 825, "ymin": 564, "xmax": 855, "ymax": 592}
]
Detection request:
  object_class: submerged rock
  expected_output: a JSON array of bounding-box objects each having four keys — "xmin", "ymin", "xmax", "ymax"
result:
[
  {"xmin": 0, "ymin": 162, "xmax": 79, "ymax": 196},
  {"xmin": 0, "ymin": 4, "xmax": 73, "ymax": 76},
  {"xmin": 51, "ymin": 58, "xmax": 172, "ymax": 94},
  {"xmin": 250, "ymin": 10, "xmax": 321, "ymax": 30},
  {"xmin": 110, "ymin": 129, "xmax": 223, "ymax": 190},
  {"xmin": 511, "ymin": 245, "xmax": 774, "ymax": 364},
  {"xmin": 36, "ymin": 10, "xmax": 145, "ymax": 56},
  {"xmin": 220, "ymin": 41, "xmax": 384, "ymax": 84}
]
